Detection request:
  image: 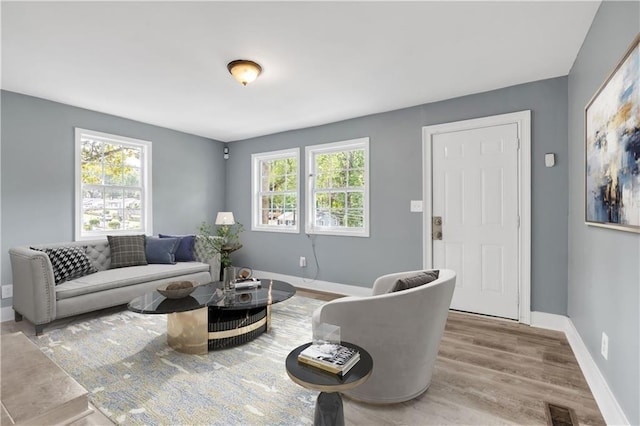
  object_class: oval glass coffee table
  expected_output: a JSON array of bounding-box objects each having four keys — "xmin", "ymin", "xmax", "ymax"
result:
[
  {"xmin": 286, "ymin": 342, "xmax": 373, "ymax": 426},
  {"xmin": 128, "ymin": 280, "xmax": 295, "ymax": 354}
]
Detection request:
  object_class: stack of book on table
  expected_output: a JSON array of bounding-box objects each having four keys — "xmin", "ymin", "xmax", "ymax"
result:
[
  {"xmin": 298, "ymin": 343, "xmax": 360, "ymax": 376},
  {"xmin": 234, "ymin": 278, "xmax": 261, "ymax": 290}
]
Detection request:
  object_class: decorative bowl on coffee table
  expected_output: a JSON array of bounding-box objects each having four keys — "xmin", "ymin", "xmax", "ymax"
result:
[{"xmin": 157, "ymin": 281, "xmax": 196, "ymax": 299}]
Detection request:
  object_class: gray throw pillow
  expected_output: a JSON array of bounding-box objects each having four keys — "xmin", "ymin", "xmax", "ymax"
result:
[
  {"xmin": 31, "ymin": 246, "xmax": 97, "ymax": 285},
  {"xmin": 390, "ymin": 270, "xmax": 440, "ymax": 293},
  {"xmin": 108, "ymin": 235, "xmax": 147, "ymax": 269},
  {"xmin": 145, "ymin": 236, "xmax": 180, "ymax": 264}
]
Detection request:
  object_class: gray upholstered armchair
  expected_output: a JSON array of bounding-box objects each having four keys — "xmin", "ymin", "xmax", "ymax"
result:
[{"xmin": 312, "ymin": 269, "xmax": 456, "ymax": 404}]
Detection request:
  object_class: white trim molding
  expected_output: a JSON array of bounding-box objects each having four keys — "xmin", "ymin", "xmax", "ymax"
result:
[
  {"xmin": 531, "ymin": 312, "xmax": 630, "ymax": 426},
  {"xmin": 74, "ymin": 128, "xmax": 153, "ymax": 241},
  {"xmin": 251, "ymin": 147, "xmax": 300, "ymax": 234},
  {"xmin": 422, "ymin": 110, "xmax": 532, "ymax": 324},
  {"xmin": 251, "ymin": 270, "xmax": 371, "ymax": 297},
  {"xmin": 1, "ymin": 306, "xmax": 15, "ymax": 323},
  {"xmin": 305, "ymin": 137, "xmax": 370, "ymax": 238}
]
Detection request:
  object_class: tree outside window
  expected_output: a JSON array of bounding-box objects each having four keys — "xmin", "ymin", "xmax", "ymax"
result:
[
  {"xmin": 251, "ymin": 148, "xmax": 299, "ymax": 233},
  {"xmin": 75, "ymin": 129, "xmax": 151, "ymax": 240},
  {"xmin": 306, "ymin": 138, "xmax": 369, "ymax": 237}
]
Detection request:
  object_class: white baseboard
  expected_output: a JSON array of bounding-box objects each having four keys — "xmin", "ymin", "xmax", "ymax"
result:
[
  {"xmin": 252, "ymin": 270, "xmax": 371, "ymax": 297},
  {"xmin": 530, "ymin": 311, "xmax": 570, "ymax": 332},
  {"xmin": 1, "ymin": 306, "xmax": 14, "ymax": 323},
  {"xmin": 531, "ymin": 311, "xmax": 630, "ymax": 425}
]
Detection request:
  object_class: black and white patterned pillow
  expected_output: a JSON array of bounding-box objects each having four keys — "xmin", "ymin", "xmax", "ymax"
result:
[
  {"xmin": 107, "ymin": 235, "xmax": 147, "ymax": 269},
  {"xmin": 32, "ymin": 246, "xmax": 97, "ymax": 285}
]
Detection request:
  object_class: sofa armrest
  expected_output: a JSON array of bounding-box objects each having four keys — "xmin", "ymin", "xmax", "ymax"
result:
[
  {"xmin": 194, "ymin": 235, "xmax": 224, "ymax": 281},
  {"xmin": 9, "ymin": 247, "xmax": 57, "ymax": 325}
]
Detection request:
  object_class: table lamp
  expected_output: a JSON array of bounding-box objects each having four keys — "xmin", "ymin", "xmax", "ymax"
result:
[{"xmin": 215, "ymin": 212, "xmax": 235, "ymax": 226}]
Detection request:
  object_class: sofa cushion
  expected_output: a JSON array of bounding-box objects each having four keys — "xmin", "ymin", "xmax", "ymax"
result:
[
  {"xmin": 390, "ymin": 270, "xmax": 440, "ymax": 293},
  {"xmin": 145, "ymin": 236, "xmax": 180, "ymax": 264},
  {"xmin": 108, "ymin": 235, "xmax": 147, "ymax": 269},
  {"xmin": 159, "ymin": 234, "xmax": 196, "ymax": 262},
  {"xmin": 31, "ymin": 246, "xmax": 97, "ymax": 285},
  {"xmin": 55, "ymin": 262, "xmax": 210, "ymax": 300},
  {"xmin": 85, "ymin": 242, "xmax": 111, "ymax": 271}
]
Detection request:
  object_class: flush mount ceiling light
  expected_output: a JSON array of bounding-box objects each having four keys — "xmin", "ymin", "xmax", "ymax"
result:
[{"xmin": 227, "ymin": 60, "xmax": 262, "ymax": 86}]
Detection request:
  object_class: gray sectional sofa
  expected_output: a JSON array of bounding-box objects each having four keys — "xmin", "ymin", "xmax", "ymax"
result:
[{"xmin": 9, "ymin": 237, "xmax": 220, "ymax": 335}]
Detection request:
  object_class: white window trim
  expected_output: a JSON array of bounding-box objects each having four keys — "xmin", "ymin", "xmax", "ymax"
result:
[
  {"xmin": 251, "ymin": 147, "xmax": 300, "ymax": 233},
  {"xmin": 305, "ymin": 137, "xmax": 370, "ymax": 237},
  {"xmin": 74, "ymin": 128, "xmax": 153, "ymax": 241}
]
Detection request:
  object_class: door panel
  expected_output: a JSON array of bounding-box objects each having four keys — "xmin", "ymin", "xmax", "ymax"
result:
[{"xmin": 432, "ymin": 123, "xmax": 519, "ymax": 319}]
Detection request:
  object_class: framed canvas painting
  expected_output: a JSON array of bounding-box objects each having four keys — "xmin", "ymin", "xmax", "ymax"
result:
[{"xmin": 585, "ymin": 34, "xmax": 640, "ymax": 233}]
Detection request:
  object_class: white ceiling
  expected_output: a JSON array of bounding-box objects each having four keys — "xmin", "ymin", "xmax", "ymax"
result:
[{"xmin": 2, "ymin": 1, "xmax": 600, "ymax": 142}]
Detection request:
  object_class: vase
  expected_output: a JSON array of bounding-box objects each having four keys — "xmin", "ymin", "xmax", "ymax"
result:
[{"xmin": 223, "ymin": 266, "xmax": 236, "ymax": 294}]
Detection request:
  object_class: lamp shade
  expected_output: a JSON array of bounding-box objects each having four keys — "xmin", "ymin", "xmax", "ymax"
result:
[
  {"xmin": 215, "ymin": 212, "xmax": 235, "ymax": 225},
  {"xmin": 227, "ymin": 60, "xmax": 262, "ymax": 86}
]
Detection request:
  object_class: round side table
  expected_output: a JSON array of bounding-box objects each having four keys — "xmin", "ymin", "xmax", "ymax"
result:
[{"xmin": 286, "ymin": 342, "xmax": 373, "ymax": 426}]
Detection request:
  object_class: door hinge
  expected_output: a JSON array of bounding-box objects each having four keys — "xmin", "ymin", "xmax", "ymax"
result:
[
  {"xmin": 516, "ymin": 138, "xmax": 520, "ymax": 150},
  {"xmin": 517, "ymin": 215, "xmax": 520, "ymax": 228}
]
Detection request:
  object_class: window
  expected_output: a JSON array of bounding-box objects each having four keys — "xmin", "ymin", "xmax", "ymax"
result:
[
  {"xmin": 306, "ymin": 137, "xmax": 369, "ymax": 237},
  {"xmin": 251, "ymin": 148, "xmax": 300, "ymax": 233},
  {"xmin": 75, "ymin": 128, "xmax": 152, "ymax": 240}
]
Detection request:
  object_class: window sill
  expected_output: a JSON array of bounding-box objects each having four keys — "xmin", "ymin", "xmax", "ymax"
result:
[
  {"xmin": 304, "ymin": 227, "xmax": 369, "ymax": 238},
  {"xmin": 251, "ymin": 226, "xmax": 300, "ymax": 234}
]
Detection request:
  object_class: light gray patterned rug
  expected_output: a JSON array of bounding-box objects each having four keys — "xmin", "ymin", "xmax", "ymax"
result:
[{"xmin": 29, "ymin": 296, "xmax": 325, "ymax": 425}]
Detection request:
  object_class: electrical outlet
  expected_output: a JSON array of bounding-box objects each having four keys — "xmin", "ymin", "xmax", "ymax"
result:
[
  {"xmin": 299, "ymin": 256, "xmax": 306, "ymax": 268},
  {"xmin": 410, "ymin": 200, "xmax": 423, "ymax": 212},
  {"xmin": 601, "ymin": 332, "xmax": 609, "ymax": 360},
  {"xmin": 1, "ymin": 285, "xmax": 13, "ymax": 299}
]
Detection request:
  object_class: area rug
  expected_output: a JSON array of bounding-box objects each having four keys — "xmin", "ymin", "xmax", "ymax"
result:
[{"xmin": 30, "ymin": 296, "xmax": 325, "ymax": 425}]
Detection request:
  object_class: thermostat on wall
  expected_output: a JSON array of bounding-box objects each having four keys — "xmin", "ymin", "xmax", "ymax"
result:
[{"xmin": 545, "ymin": 153, "xmax": 555, "ymax": 167}]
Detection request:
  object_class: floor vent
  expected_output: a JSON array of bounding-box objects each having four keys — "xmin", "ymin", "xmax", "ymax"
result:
[{"xmin": 545, "ymin": 402, "xmax": 577, "ymax": 426}]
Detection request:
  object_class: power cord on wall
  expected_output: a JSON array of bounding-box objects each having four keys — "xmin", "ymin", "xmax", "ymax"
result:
[{"xmin": 302, "ymin": 233, "xmax": 320, "ymax": 283}]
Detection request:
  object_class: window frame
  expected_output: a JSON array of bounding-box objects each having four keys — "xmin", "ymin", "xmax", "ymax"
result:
[
  {"xmin": 305, "ymin": 137, "xmax": 370, "ymax": 237},
  {"xmin": 74, "ymin": 128, "xmax": 153, "ymax": 241},
  {"xmin": 251, "ymin": 147, "xmax": 300, "ymax": 234}
]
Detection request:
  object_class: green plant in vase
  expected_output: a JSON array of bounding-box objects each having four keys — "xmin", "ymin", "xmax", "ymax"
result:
[{"xmin": 197, "ymin": 220, "xmax": 244, "ymax": 268}]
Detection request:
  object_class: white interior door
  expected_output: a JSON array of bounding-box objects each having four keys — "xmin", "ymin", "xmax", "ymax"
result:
[{"xmin": 431, "ymin": 123, "xmax": 519, "ymax": 319}]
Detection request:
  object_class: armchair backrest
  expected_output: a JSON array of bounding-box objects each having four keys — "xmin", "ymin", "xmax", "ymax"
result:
[{"xmin": 313, "ymin": 269, "xmax": 456, "ymax": 403}]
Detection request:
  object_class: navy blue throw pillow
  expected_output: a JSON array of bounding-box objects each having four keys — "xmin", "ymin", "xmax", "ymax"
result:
[
  {"xmin": 159, "ymin": 234, "xmax": 196, "ymax": 262},
  {"xmin": 145, "ymin": 236, "xmax": 180, "ymax": 264}
]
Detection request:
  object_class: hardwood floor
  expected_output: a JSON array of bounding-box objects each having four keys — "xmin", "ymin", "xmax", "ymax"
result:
[
  {"xmin": 300, "ymin": 291, "xmax": 604, "ymax": 425},
  {"xmin": 339, "ymin": 310, "xmax": 605, "ymax": 425},
  {"xmin": 1, "ymin": 292, "xmax": 605, "ymax": 425}
]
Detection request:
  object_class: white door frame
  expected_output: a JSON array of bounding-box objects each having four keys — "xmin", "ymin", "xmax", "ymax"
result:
[{"xmin": 422, "ymin": 110, "xmax": 532, "ymax": 324}]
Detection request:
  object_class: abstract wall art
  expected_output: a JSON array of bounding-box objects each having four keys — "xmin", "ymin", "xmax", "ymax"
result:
[{"xmin": 585, "ymin": 34, "xmax": 640, "ymax": 233}]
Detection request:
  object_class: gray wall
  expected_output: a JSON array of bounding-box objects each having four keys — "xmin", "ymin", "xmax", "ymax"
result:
[
  {"xmin": 226, "ymin": 76, "xmax": 569, "ymax": 315},
  {"xmin": 567, "ymin": 2, "xmax": 640, "ymax": 424},
  {"xmin": 1, "ymin": 90, "xmax": 226, "ymax": 307}
]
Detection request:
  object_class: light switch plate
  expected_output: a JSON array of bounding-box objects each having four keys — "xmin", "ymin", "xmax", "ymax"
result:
[{"xmin": 410, "ymin": 200, "xmax": 423, "ymax": 212}]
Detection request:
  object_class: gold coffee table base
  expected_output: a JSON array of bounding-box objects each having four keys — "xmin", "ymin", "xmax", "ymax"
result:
[
  {"xmin": 166, "ymin": 306, "xmax": 272, "ymax": 354},
  {"xmin": 167, "ymin": 307, "xmax": 208, "ymax": 355}
]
